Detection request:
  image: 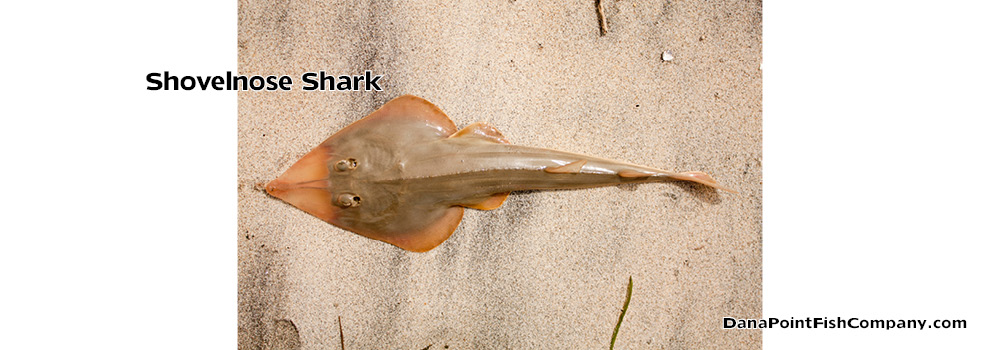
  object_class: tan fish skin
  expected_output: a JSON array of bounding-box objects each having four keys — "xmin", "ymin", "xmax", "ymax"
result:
[{"xmin": 266, "ymin": 95, "xmax": 733, "ymax": 252}]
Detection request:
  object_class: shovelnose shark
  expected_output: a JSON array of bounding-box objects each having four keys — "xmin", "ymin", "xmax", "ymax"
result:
[{"xmin": 265, "ymin": 95, "xmax": 732, "ymax": 252}]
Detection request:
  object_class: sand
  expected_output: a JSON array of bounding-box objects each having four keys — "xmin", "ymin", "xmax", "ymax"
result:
[{"xmin": 238, "ymin": 0, "xmax": 761, "ymax": 348}]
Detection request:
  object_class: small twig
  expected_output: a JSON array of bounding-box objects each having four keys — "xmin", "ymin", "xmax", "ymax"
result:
[
  {"xmin": 596, "ymin": 0, "xmax": 608, "ymax": 36},
  {"xmin": 338, "ymin": 316, "xmax": 345, "ymax": 350},
  {"xmin": 609, "ymin": 276, "xmax": 633, "ymax": 350}
]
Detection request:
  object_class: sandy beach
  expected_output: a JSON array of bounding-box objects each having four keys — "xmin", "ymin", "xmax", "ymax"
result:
[{"xmin": 238, "ymin": 0, "xmax": 761, "ymax": 348}]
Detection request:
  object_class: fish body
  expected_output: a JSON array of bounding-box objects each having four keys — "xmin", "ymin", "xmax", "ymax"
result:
[{"xmin": 266, "ymin": 95, "xmax": 730, "ymax": 252}]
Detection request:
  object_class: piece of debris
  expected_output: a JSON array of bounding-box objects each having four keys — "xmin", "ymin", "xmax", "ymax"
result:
[
  {"xmin": 596, "ymin": 0, "xmax": 608, "ymax": 36},
  {"xmin": 662, "ymin": 51, "xmax": 674, "ymax": 62},
  {"xmin": 609, "ymin": 276, "xmax": 633, "ymax": 350},
  {"xmin": 339, "ymin": 316, "xmax": 345, "ymax": 350}
]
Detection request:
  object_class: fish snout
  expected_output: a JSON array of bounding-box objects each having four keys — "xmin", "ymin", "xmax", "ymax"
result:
[
  {"xmin": 264, "ymin": 179, "xmax": 283, "ymax": 197},
  {"xmin": 265, "ymin": 178, "xmax": 320, "ymax": 198},
  {"xmin": 263, "ymin": 176, "xmax": 339, "ymax": 223}
]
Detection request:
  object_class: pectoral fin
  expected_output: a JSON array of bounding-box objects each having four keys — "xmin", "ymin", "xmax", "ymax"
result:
[
  {"xmin": 370, "ymin": 207, "xmax": 465, "ymax": 253},
  {"xmin": 321, "ymin": 95, "xmax": 458, "ymax": 151},
  {"xmin": 361, "ymin": 94, "xmax": 458, "ymax": 136},
  {"xmin": 464, "ymin": 192, "xmax": 510, "ymax": 210}
]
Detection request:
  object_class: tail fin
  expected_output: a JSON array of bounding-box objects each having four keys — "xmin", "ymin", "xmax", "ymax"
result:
[{"xmin": 667, "ymin": 171, "xmax": 736, "ymax": 193}]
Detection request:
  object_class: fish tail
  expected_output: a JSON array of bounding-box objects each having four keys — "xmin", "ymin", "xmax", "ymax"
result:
[{"xmin": 666, "ymin": 171, "xmax": 736, "ymax": 193}]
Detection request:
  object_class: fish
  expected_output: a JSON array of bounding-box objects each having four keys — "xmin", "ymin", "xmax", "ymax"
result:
[{"xmin": 265, "ymin": 95, "xmax": 733, "ymax": 252}]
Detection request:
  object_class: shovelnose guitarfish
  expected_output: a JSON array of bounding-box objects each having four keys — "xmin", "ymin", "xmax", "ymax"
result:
[{"xmin": 265, "ymin": 95, "xmax": 732, "ymax": 252}]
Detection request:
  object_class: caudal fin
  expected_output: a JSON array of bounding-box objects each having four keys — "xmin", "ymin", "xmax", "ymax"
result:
[{"xmin": 668, "ymin": 171, "xmax": 736, "ymax": 193}]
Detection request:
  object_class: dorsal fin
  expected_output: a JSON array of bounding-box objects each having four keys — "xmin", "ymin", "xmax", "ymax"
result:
[
  {"xmin": 450, "ymin": 122, "xmax": 509, "ymax": 144},
  {"xmin": 618, "ymin": 170, "xmax": 653, "ymax": 178},
  {"xmin": 545, "ymin": 160, "xmax": 587, "ymax": 174}
]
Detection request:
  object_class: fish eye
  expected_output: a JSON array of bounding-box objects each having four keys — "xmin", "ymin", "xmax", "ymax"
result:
[
  {"xmin": 335, "ymin": 158, "xmax": 359, "ymax": 171},
  {"xmin": 337, "ymin": 193, "xmax": 361, "ymax": 207}
]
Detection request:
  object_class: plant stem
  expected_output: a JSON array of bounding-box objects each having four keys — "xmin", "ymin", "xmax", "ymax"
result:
[{"xmin": 610, "ymin": 276, "xmax": 633, "ymax": 350}]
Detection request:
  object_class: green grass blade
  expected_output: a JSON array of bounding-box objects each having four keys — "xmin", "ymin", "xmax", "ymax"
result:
[{"xmin": 609, "ymin": 276, "xmax": 633, "ymax": 350}]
